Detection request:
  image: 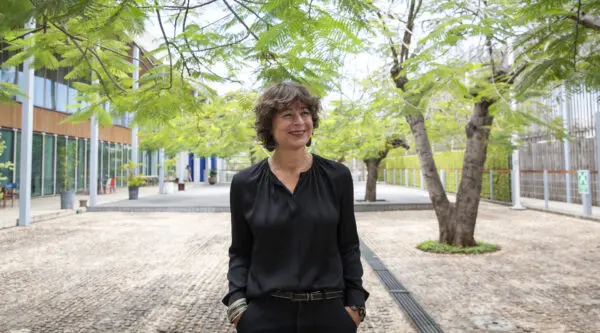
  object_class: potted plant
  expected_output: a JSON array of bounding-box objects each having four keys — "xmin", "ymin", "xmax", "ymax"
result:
[
  {"xmin": 208, "ymin": 169, "xmax": 217, "ymax": 185},
  {"xmin": 120, "ymin": 162, "xmax": 146, "ymax": 200},
  {"xmin": 56, "ymin": 141, "xmax": 77, "ymax": 209}
]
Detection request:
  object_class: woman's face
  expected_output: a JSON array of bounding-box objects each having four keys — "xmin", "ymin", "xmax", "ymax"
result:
[{"xmin": 272, "ymin": 100, "xmax": 313, "ymax": 151}]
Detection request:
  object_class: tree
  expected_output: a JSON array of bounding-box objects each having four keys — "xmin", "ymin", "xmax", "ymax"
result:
[
  {"xmin": 139, "ymin": 89, "xmax": 264, "ymax": 164},
  {"xmin": 316, "ymin": 77, "xmax": 409, "ymax": 201},
  {"xmin": 369, "ymin": 0, "xmax": 525, "ymax": 247}
]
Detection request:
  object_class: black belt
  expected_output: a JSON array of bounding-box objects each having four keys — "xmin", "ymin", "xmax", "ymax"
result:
[{"xmin": 271, "ymin": 290, "xmax": 344, "ymax": 302}]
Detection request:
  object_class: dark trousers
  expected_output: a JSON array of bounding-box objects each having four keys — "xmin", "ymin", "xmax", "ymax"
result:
[{"xmin": 236, "ymin": 296, "xmax": 358, "ymax": 333}]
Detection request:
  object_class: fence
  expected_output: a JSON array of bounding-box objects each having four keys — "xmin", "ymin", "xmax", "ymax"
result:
[
  {"xmin": 380, "ymin": 167, "xmax": 599, "ymax": 209},
  {"xmin": 379, "ymin": 168, "xmax": 511, "ymax": 202}
]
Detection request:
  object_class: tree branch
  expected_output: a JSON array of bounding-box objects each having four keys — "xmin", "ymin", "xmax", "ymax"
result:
[
  {"xmin": 567, "ymin": 13, "xmax": 600, "ymax": 31},
  {"xmin": 155, "ymin": 1, "xmax": 173, "ymax": 90},
  {"xmin": 6, "ymin": 27, "xmax": 44, "ymax": 42},
  {"xmin": 163, "ymin": 0, "xmax": 218, "ymax": 10},
  {"xmin": 49, "ymin": 20, "xmax": 124, "ymax": 97},
  {"xmin": 195, "ymin": 32, "xmax": 250, "ymax": 53},
  {"xmin": 233, "ymin": 0, "xmax": 271, "ymax": 27},
  {"xmin": 222, "ymin": 0, "xmax": 260, "ymax": 41},
  {"xmin": 375, "ymin": 10, "xmax": 399, "ymax": 66}
]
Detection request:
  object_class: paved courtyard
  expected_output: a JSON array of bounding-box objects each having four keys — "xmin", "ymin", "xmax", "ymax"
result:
[
  {"xmin": 0, "ymin": 212, "xmax": 414, "ymax": 333},
  {"xmin": 0, "ymin": 203, "xmax": 599, "ymax": 332},
  {"xmin": 358, "ymin": 203, "xmax": 600, "ymax": 333}
]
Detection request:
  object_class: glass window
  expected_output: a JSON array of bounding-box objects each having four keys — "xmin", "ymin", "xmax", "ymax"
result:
[
  {"xmin": 0, "ymin": 45, "xmax": 17, "ymax": 86},
  {"xmin": 102, "ymin": 141, "xmax": 109, "ymax": 182},
  {"xmin": 55, "ymin": 136, "xmax": 69, "ymax": 192},
  {"xmin": 34, "ymin": 70, "xmax": 45, "ymax": 107},
  {"xmin": 32, "ymin": 133, "xmax": 42, "ymax": 196},
  {"xmin": 16, "ymin": 71, "xmax": 24, "ymax": 103},
  {"xmin": 67, "ymin": 87, "xmax": 78, "ymax": 113},
  {"xmin": 110, "ymin": 143, "xmax": 116, "ymax": 180},
  {"xmin": 15, "ymin": 131, "xmax": 21, "ymax": 185},
  {"xmin": 67, "ymin": 138, "xmax": 77, "ymax": 191},
  {"xmin": 0, "ymin": 129, "xmax": 14, "ymax": 185},
  {"xmin": 45, "ymin": 69, "xmax": 57, "ymax": 110},
  {"xmin": 43, "ymin": 134, "xmax": 55, "ymax": 195},
  {"xmin": 55, "ymin": 67, "xmax": 68, "ymax": 112},
  {"xmin": 0, "ymin": 66, "xmax": 16, "ymax": 84},
  {"xmin": 86, "ymin": 139, "xmax": 91, "ymax": 190},
  {"xmin": 77, "ymin": 138, "xmax": 85, "ymax": 192},
  {"xmin": 56, "ymin": 82, "xmax": 67, "ymax": 112}
]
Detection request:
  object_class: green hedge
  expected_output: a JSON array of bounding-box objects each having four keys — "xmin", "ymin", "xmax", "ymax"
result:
[{"xmin": 381, "ymin": 146, "xmax": 511, "ymax": 202}]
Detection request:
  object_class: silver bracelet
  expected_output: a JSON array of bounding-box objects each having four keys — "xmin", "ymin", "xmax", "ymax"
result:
[
  {"xmin": 228, "ymin": 305, "xmax": 247, "ymax": 323},
  {"xmin": 227, "ymin": 298, "xmax": 248, "ymax": 323}
]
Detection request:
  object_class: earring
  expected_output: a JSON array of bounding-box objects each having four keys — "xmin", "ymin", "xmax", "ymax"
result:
[{"xmin": 306, "ymin": 137, "xmax": 312, "ymax": 147}]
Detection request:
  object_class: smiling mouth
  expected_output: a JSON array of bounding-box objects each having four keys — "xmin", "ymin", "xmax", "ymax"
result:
[{"xmin": 289, "ymin": 131, "xmax": 306, "ymax": 136}]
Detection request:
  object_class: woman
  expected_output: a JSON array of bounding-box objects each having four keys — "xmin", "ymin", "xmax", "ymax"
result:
[{"xmin": 223, "ymin": 82, "xmax": 369, "ymax": 332}]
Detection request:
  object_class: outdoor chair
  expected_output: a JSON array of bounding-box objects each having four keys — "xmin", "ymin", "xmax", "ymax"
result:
[
  {"xmin": 108, "ymin": 177, "xmax": 116, "ymax": 193},
  {"xmin": 2, "ymin": 183, "xmax": 19, "ymax": 208}
]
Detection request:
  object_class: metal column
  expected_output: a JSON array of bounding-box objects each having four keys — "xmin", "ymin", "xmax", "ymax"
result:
[
  {"xmin": 562, "ymin": 84, "xmax": 572, "ymax": 203},
  {"xmin": 131, "ymin": 46, "xmax": 139, "ymax": 168},
  {"xmin": 511, "ymin": 132, "xmax": 525, "ymax": 210},
  {"xmin": 18, "ymin": 19, "xmax": 35, "ymax": 227},
  {"xmin": 89, "ymin": 114, "xmax": 99, "ymax": 206}
]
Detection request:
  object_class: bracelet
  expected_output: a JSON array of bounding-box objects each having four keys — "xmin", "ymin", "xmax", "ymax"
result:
[
  {"xmin": 227, "ymin": 298, "xmax": 248, "ymax": 323},
  {"xmin": 228, "ymin": 305, "xmax": 247, "ymax": 323}
]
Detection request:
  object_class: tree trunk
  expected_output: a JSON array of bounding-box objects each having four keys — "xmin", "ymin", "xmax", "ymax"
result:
[
  {"xmin": 406, "ymin": 114, "xmax": 454, "ymax": 241},
  {"xmin": 451, "ymin": 100, "xmax": 494, "ymax": 247},
  {"xmin": 364, "ymin": 158, "xmax": 380, "ymax": 202}
]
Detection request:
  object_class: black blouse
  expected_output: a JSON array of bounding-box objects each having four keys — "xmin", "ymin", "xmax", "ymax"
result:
[{"xmin": 222, "ymin": 154, "xmax": 369, "ymax": 308}]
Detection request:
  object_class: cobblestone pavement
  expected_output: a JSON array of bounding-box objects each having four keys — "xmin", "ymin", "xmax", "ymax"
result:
[
  {"xmin": 357, "ymin": 203, "xmax": 600, "ymax": 333},
  {"xmin": 0, "ymin": 212, "xmax": 414, "ymax": 333}
]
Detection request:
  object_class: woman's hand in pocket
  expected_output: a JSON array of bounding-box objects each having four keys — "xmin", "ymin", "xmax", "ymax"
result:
[
  {"xmin": 233, "ymin": 312, "xmax": 244, "ymax": 328},
  {"xmin": 345, "ymin": 306, "xmax": 360, "ymax": 327}
]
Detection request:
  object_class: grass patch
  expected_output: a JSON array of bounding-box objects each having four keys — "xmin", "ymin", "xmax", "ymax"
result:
[{"xmin": 417, "ymin": 240, "xmax": 499, "ymax": 254}]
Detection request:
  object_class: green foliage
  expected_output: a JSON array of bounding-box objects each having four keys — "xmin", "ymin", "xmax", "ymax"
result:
[
  {"xmin": 0, "ymin": 132, "xmax": 13, "ymax": 182},
  {"xmin": 138, "ymin": 89, "xmax": 264, "ymax": 160},
  {"xmin": 417, "ymin": 240, "xmax": 499, "ymax": 254},
  {"xmin": 384, "ymin": 146, "xmax": 512, "ymax": 201},
  {"xmin": 56, "ymin": 140, "xmax": 77, "ymax": 192},
  {"xmin": 120, "ymin": 162, "xmax": 146, "ymax": 187},
  {"xmin": 515, "ymin": 0, "xmax": 600, "ymax": 93},
  {"xmin": 314, "ymin": 72, "xmax": 410, "ymax": 162}
]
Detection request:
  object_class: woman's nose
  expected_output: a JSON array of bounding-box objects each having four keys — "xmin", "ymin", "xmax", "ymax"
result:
[{"xmin": 292, "ymin": 113, "xmax": 304, "ymax": 124}]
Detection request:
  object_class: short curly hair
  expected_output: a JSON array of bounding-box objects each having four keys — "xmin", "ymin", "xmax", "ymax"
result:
[{"xmin": 254, "ymin": 82, "xmax": 321, "ymax": 152}]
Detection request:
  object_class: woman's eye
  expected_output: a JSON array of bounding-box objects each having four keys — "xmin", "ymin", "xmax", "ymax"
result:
[
  {"xmin": 282, "ymin": 113, "xmax": 292, "ymax": 118},
  {"xmin": 302, "ymin": 110, "xmax": 311, "ymax": 116}
]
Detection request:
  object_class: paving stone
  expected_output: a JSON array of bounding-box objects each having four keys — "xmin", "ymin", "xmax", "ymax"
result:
[
  {"xmin": 357, "ymin": 202, "xmax": 600, "ymax": 333},
  {"xmin": 0, "ymin": 212, "xmax": 414, "ymax": 333}
]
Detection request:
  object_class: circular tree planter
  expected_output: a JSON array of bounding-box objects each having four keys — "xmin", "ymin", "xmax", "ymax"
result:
[{"xmin": 416, "ymin": 240, "xmax": 499, "ymax": 255}]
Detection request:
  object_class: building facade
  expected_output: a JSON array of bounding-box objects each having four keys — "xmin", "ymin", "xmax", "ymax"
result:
[{"xmin": 0, "ymin": 43, "xmax": 157, "ymax": 196}]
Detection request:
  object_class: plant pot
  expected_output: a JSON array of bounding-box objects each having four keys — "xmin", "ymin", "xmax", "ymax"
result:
[
  {"xmin": 60, "ymin": 191, "xmax": 75, "ymax": 209},
  {"xmin": 178, "ymin": 183, "xmax": 185, "ymax": 191},
  {"xmin": 128, "ymin": 186, "xmax": 139, "ymax": 200},
  {"xmin": 208, "ymin": 176, "xmax": 217, "ymax": 185}
]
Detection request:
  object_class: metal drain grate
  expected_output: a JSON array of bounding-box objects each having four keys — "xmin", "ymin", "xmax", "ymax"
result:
[{"xmin": 360, "ymin": 240, "xmax": 444, "ymax": 333}]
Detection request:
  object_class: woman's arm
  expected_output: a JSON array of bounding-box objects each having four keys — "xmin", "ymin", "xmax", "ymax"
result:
[
  {"xmin": 222, "ymin": 174, "xmax": 253, "ymax": 306},
  {"xmin": 337, "ymin": 167, "xmax": 369, "ymax": 307}
]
